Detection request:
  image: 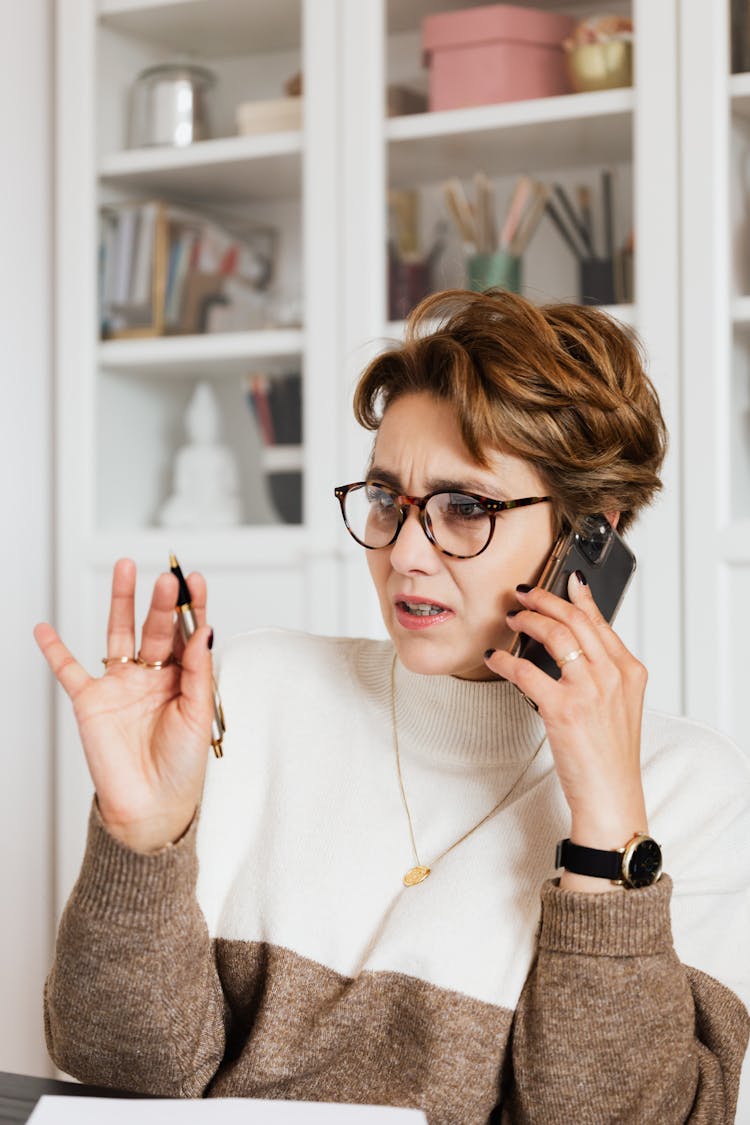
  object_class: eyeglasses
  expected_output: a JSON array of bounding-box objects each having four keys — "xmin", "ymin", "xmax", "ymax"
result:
[{"xmin": 334, "ymin": 481, "xmax": 552, "ymax": 559}]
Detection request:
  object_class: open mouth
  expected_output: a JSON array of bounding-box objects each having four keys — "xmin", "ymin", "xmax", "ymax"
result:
[{"xmin": 397, "ymin": 600, "xmax": 449, "ymax": 617}]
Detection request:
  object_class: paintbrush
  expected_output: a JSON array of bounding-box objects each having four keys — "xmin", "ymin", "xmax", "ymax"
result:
[
  {"xmin": 544, "ymin": 196, "xmax": 586, "ymax": 261},
  {"xmin": 500, "ymin": 175, "xmax": 533, "ymax": 252},
  {"xmin": 443, "ymin": 177, "xmax": 477, "ymax": 252},
  {"xmin": 474, "ymin": 171, "xmax": 497, "ymax": 253},
  {"xmin": 577, "ymin": 184, "xmax": 594, "ymax": 257},
  {"xmin": 602, "ymin": 169, "xmax": 614, "ymax": 259},
  {"xmin": 510, "ymin": 181, "xmax": 549, "ymax": 256},
  {"xmin": 553, "ymin": 182, "xmax": 593, "ymax": 258}
]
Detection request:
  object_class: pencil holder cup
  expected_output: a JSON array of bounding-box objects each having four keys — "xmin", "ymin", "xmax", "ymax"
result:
[
  {"xmin": 579, "ymin": 257, "xmax": 616, "ymax": 306},
  {"xmin": 388, "ymin": 257, "xmax": 432, "ymax": 321},
  {"xmin": 613, "ymin": 248, "xmax": 634, "ymax": 304},
  {"xmin": 467, "ymin": 251, "xmax": 522, "ymax": 294}
]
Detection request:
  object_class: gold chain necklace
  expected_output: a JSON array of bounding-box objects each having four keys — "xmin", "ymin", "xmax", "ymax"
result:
[{"xmin": 390, "ymin": 652, "xmax": 547, "ymax": 887}]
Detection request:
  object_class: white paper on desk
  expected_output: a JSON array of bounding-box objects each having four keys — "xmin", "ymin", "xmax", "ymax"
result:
[{"xmin": 28, "ymin": 1094, "xmax": 428, "ymax": 1123}]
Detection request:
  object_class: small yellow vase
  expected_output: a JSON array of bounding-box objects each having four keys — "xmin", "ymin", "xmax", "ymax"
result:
[{"xmin": 566, "ymin": 41, "xmax": 633, "ymax": 93}]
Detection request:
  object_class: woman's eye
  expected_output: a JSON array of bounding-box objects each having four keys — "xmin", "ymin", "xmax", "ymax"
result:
[
  {"xmin": 446, "ymin": 496, "xmax": 484, "ymax": 519},
  {"xmin": 366, "ymin": 487, "xmax": 395, "ymax": 510}
]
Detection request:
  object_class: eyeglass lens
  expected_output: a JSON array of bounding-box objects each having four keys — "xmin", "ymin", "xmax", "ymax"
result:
[{"xmin": 343, "ymin": 484, "xmax": 492, "ymax": 556}]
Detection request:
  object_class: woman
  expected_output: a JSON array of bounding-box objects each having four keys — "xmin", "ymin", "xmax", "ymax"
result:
[{"xmin": 36, "ymin": 289, "xmax": 749, "ymax": 1123}]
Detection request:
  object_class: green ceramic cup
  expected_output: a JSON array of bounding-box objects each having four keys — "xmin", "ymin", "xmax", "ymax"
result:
[{"xmin": 467, "ymin": 250, "xmax": 522, "ymax": 294}]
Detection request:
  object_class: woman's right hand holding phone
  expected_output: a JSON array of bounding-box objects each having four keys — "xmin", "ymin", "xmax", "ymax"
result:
[{"xmin": 34, "ymin": 558, "xmax": 215, "ymax": 854}]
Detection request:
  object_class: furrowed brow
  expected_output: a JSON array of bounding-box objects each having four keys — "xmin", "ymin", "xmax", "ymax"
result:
[
  {"xmin": 425, "ymin": 476, "xmax": 499, "ymax": 496},
  {"xmin": 367, "ymin": 466, "xmax": 501, "ymax": 497},
  {"xmin": 366, "ymin": 467, "xmax": 401, "ymax": 491}
]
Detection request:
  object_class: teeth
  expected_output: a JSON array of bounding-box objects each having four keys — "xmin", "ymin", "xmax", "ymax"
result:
[{"xmin": 402, "ymin": 601, "xmax": 445, "ymax": 616}]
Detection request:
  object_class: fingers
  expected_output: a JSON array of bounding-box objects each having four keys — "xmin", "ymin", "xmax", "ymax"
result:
[
  {"xmin": 186, "ymin": 572, "xmax": 207, "ymax": 628},
  {"xmin": 135, "ymin": 567, "xmax": 207, "ymax": 663},
  {"xmin": 508, "ymin": 580, "xmax": 608, "ymax": 669},
  {"xmin": 564, "ymin": 572, "xmax": 633, "ymax": 663},
  {"xmin": 176, "ymin": 624, "xmax": 214, "ymax": 736},
  {"xmin": 138, "ymin": 572, "xmax": 180, "ymax": 663},
  {"xmin": 33, "ymin": 622, "xmax": 90, "ymax": 701},
  {"xmin": 487, "ymin": 575, "xmax": 640, "ymax": 710},
  {"xmin": 489, "ymin": 643, "xmax": 563, "ymax": 711},
  {"xmin": 106, "ymin": 558, "xmax": 137, "ymax": 660}
]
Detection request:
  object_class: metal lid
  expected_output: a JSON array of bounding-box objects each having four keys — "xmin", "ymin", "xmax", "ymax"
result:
[{"xmin": 134, "ymin": 63, "xmax": 216, "ymax": 87}]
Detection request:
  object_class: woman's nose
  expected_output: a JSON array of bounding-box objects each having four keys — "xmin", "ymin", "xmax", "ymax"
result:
[{"xmin": 388, "ymin": 505, "xmax": 440, "ymax": 573}]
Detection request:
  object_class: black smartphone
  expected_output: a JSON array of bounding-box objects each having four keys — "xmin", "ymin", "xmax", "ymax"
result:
[{"xmin": 508, "ymin": 514, "xmax": 637, "ymax": 686}]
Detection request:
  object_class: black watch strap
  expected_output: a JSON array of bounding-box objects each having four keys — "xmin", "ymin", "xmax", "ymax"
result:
[{"xmin": 555, "ymin": 838, "xmax": 623, "ymax": 880}]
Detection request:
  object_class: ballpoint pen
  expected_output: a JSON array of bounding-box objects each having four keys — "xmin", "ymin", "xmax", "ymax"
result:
[{"xmin": 170, "ymin": 553, "xmax": 226, "ymax": 759}]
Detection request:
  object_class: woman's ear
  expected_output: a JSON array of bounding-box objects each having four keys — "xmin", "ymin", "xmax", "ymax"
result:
[{"xmin": 604, "ymin": 510, "xmax": 620, "ymax": 529}]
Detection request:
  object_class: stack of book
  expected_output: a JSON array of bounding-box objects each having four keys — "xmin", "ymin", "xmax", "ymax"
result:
[
  {"xmin": 98, "ymin": 202, "xmax": 275, "ymax": 338},
  {"xmin": 246, "ymin": 373, "xmax": 303, "ymax": 524}
]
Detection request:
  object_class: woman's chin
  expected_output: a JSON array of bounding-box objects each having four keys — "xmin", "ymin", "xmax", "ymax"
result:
[{"xmin": 390, "ymin": 634, "xmax": 498, "ymax": 680}]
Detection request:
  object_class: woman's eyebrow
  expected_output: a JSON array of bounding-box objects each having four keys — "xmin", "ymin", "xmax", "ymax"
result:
[
  {"xmin": 365, "ymin": 466, "xmax": 401, "ymax": 490},
  {"xmin": 367, "ymin": 465, "xmax": 503, "ymax": 496},
  {"xmin": 426, "ymin": 476, "xmax": 501, "ymax": 496}
]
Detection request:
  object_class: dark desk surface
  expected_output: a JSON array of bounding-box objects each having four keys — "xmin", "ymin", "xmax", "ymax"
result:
[{"xmin": 0, "ymin": 1071, "xmax": 142, "ymax": 1125}]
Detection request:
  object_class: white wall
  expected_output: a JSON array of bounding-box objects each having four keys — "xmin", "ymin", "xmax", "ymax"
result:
[{"xmin": 0, "ymin": 0, "xmax": 54, "ymax": 1077}]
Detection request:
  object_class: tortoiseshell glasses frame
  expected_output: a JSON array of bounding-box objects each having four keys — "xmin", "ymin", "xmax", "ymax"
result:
[{"xmin": 334, "ymin": 481, "xmax": 552, "ymax": 560}]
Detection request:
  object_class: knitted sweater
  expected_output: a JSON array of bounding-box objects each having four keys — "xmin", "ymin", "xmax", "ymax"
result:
[{"xmin": 45, "ymin": 629, "xmax": 750, "ymax": 1123}]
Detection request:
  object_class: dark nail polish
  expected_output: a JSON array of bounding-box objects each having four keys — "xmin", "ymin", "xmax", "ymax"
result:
[
  {"xmin": 483, "ymin": 648, "xmax": 496, "ymax": 660},
  {"xmin": 574, "ymin": 570, "xmax": 588, "ymax": 586},
  {"xmin": 208, "ymin": 629, "xmax": 214, "ymax": 650},
  {"xmin": 506, "ymin": 609, "xmax": 520, "ymax": 617},
  {"xmin": 516, "ymin": 583, "xmax": 533, "ymax": 594}
]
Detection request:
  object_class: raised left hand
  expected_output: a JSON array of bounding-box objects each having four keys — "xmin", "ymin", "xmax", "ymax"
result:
[{"xmin": 485, "ymin": 571, "xmax": 649, "ymax": 882}]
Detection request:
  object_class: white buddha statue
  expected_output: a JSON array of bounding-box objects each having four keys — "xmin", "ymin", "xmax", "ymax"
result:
[{"xmin": 158, "ymin": 381, "xmax": 242, "ymax": 527}]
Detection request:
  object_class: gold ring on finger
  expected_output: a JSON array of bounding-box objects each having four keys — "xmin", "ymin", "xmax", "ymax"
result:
[
  {"xmin": 556, "ymin": 648, "xmax": 584, "ymax": 669},
  {"xmin": 101, "ymin": 656, "xmax": 136, "ymax": 668},
  {"xmin": 135, "ymin": 654, "xmax": 175, "ymax": 670}
]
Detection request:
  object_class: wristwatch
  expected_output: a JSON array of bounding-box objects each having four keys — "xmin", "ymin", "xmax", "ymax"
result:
[{"xmin": 555, "ymin": 832, "xmax": 663, "ymax": 889}]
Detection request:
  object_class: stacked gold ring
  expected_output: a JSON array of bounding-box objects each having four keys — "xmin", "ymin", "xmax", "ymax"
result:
[
  {"xmin": 556, "ymin": 648, "xmax": 584, "ymax": 669},
  {"xmin": 101, "ymin": 654, "xmax": 175, "ymax": 670},
  {"xmin": 136, "ymin": 654, "xmax": 175, "ymax": 670}
]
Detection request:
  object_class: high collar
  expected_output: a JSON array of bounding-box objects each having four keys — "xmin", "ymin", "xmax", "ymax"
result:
[{"xmin": 355, "ymin": 640, "xmax": 548, "ymax": 767}]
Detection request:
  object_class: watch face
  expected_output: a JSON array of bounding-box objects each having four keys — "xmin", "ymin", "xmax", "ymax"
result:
[{"xmin": 625, "ymin": 838, "xmax": 662, "ymax": 888}]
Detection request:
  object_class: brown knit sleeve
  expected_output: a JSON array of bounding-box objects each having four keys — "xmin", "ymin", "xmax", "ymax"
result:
[
  {"xmin": 506, "ymin": 875, "xmax": 750, "ymax": 1123},
  {"xmin": 44, "ymin": 801, "xmax": 227, "ymax": 1097}
]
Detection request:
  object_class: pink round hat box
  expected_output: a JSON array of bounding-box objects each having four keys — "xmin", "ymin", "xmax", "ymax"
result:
[{"xmin": 422, "ymin": 3, "xmax": 577, "ymax": 111}]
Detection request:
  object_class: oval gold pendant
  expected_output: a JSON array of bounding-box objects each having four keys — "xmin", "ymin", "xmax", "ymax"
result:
[{"xmin": 403, "ymin": 865, "xmax": 430, "ymax": 886}]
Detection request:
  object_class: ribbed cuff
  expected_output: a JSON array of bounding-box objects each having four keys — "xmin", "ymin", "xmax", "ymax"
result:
[
  {"xmin": 539, "ymin": 873, "xmax": 674, "ymax": 956},
  {"xmin": 71, "ymin": 799, "xmax": 200, "ymax": 927}
]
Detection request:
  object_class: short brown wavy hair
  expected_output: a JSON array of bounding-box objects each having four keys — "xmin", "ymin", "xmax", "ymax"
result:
[{"xmin": 353, "ymin": 288, "xmax": 667, "ymax": 535}]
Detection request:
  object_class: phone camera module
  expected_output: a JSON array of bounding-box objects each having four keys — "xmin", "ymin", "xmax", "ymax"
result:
[{"xmin": 575, "ymin": 516, "xmax": 612, "ymax": 565}]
